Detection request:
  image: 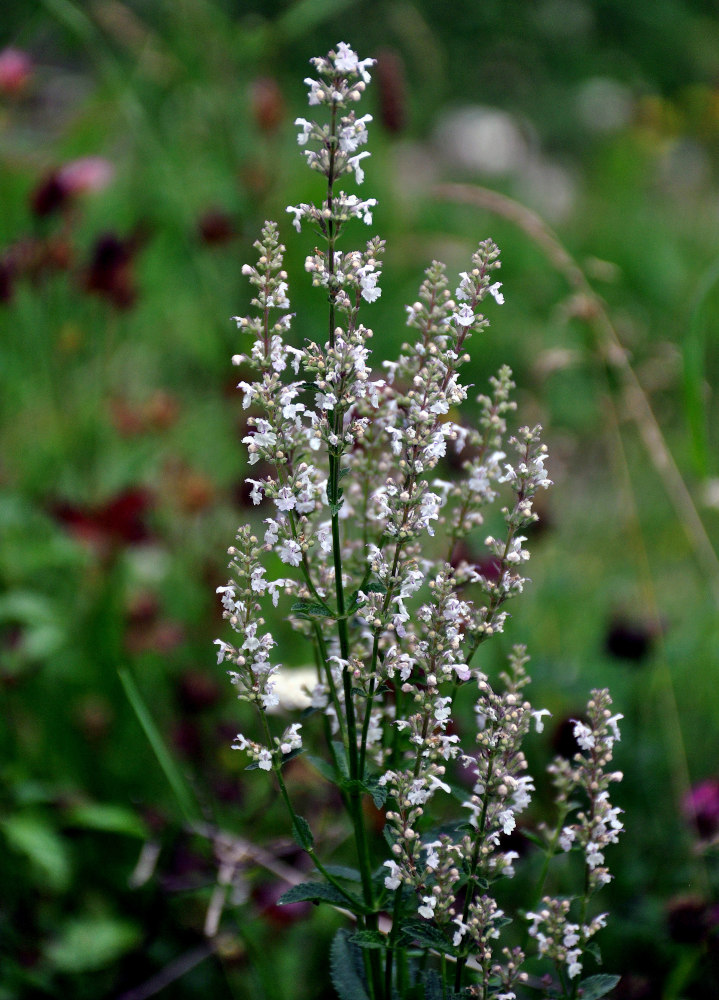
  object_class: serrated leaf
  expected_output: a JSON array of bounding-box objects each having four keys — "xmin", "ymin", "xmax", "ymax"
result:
[
  {"xmin": 400, "ymin": 920, "xmax": 454, "ymax": 954},
  {"xmin": 292, "ymin": 814, "xmax": 314, "ymax": 850},
  {"xmin": 423, "ymin": 969, "xmax": 443, "ymax": 1000},
  {"xmin": 365, "ymin": 581, "xmax": 387, "ymax": 594},
  {"xmin": 291, "ymin": 600, "xmax": 334, "ymax": 618},
  {"xmin": 279, "ymin": 881, "xmax": 365, "ymax": 912},
  {"xmin": 363, "ymin": 777, "xmax": 387, "ymax": 809},
  {"xmin": 329, "ymin": 499, "xmax": 345, "ymax": 516},
  {"xmin": 349, "ymin": 929, "xmax": 385, "ymax": 950},
  {"xmin": 339, "ymin": 468, "xmax": 351, "ymax": 481},
  {"xmin": 323, "ymin": 865, "xmax": 362, "ymax": 882},
  {"xmin": 578, "ymin": 974, "xmax": 621, "ymax": 1000},
  {"xmin": 330, "ymin": 928, "xmax": 370, "ymax": 1000}
]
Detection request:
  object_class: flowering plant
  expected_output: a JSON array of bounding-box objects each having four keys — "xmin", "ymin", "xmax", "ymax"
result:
[{"xmin": 215, "ymin": 42, "xmax": 623, "ymax": 1000}]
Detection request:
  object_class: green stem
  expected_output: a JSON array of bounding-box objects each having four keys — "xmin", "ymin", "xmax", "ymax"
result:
[
  {"xmin": 323, "ymin": 93, "xmax": 383, "ymax": 1000},
  {"xmin": 569, "ymin": 872, "xmax": 590, "ymax": 1000},
  {"xmin": 313, "ymin": 621, "xmax": 348, "ymax": 746},
  {"xmin": 358, "ymin": 633, "xmax": 380, "ymax": 780},
  {"xmin": 454, "ymin": 749, "xmax": 496, "ymax": 992},
  {"xmin": 384, "ymin": 887, "xmax": 404, "ymax": 996},
  {"xmin": 260, "ymin": 711, "xmax": 363, "ymax": 911}
]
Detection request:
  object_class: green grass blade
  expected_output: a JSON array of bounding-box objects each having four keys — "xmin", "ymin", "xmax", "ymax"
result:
[
  {"xmin": 684, "ymin": 255, "xmax": 719, "ymax": 477},
  {"xmin": 118, "ymin": 667, "xmax": 200, "ymax": 825}
]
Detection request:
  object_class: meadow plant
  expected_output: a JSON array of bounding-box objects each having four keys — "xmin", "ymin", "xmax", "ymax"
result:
[{"xmin": 215, "ymin": 43, "xmax": 623, "ymax": 1000}]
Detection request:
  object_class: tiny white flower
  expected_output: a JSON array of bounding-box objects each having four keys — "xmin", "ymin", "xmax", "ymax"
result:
[
  {"xmin": 304, "ymin": 78, "xmax": 323, "ymax": 105},
  {"xmin": 246, "ymin": 479, "xmax": 265, "ymax": 505},
  {"xmin": 531, "ymin": 708, "xmax": 551, "ymax": 732},
  {"xmin": 214, "ymin": 639, "xmax": 233, "ymax": 665},
  {"xmin": 286, "ymin": 204, "xmax": 305, "ymax": 232},
  {"xmin": 573, "ymin": 720, "xmax": 595, "ymax": 750},
  {"xmin": 274, "ymin": 487, "xmax": 297, "ymax": 512},
  {"xmin": 295, "ymin": 117, "xmax": 313, "ymax": 145},
  {"xmin": 383, "ymin": 859, "xmax": 402, "ymax": 890},
  {"xmin": 278, "ymin": 539, "xmax": 302, "ymax": 566},
  {"xmin": 348, "ymin": 150, "xmax": 370, "ymax": 184},
  {"xmin": 452, "ymin": 303, "xmax": 475, "ymax": 327}
]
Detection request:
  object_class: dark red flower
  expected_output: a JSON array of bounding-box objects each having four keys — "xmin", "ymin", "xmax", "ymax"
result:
[
  {"xmin": 81, "ymin": 232, "xmax": 141, "ymax": 309},
  {"xmin": 30, "ymin": 157, "xmax": 114, "ymax": 217},
  {"xmin": 198, "ymin": 209, "xmax": 237, "ymax": 246},
  {"xmin": 666, "ymin": 896, "xmax": 711, "ymax": 944},
  {"xmin": 375, "ymin": 49, "xmax": 408, "ymax": 134},
  {"xmin": 30, "ymin": 173, "xmax": 68, "ymax": 217},
  {"xmin": 683, "ymin": 777, "xmax": 719, "ymax": 841},
  {"xmin": 605, "ymin": 617, "xmax": 655, "ymax": 663},
  {"xmin": 51, "ymin": 487, "xmax": 154, "ymax": 548},
  {"xmin": 250, "ymin": 77, "xmax": 285, "ymax": 134}
]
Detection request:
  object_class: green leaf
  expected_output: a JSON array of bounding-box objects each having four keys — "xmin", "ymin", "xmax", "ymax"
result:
[
  {"xmin": 399, "ymin": 920, "xmax": 454, "ymax": 954},
  {"xmin": 363, "ymin": 776, "xmax": 387, "ymax": 809},
  {"xmin": 577, "ymin": 975, "xmax": 621, "ymax": 1000},
  {"xmin": 423, "ymin": 970, "xmax": 443, "ymax": 1000},
  {"xmin": 1, "ymin": 814, "xmax": 72, "ymax": 892},
  {"xmin": 330, "ymin": 928, "xmax": 370, "ymax": 1000},
  {"xmin": 292, "ymin": 814, "xmax": 314, "ymax": 850},
  {"xmin": 329, "ymin": 499, "xmax": 345, "ymax": 517},
  {"xmin": 365, "ymin": 581, "xmax": 387, "ymax": 595},
  {"xmin": 280, "ymin": 747, "xmax": 305, "ymax": 767},
  {"xmin": 44, "ymin": 915, "xmax": 141, "ymax": 973},
  {"xmin": 63, "ymin": 803, "xmax": 148, "ymax": 839},
  {"xmin": 305, "ymin": 754, "xmax": 336, "ymax": 783},
  {"xmin": 349, "ymin": 929, "xmax": 385, "ymax": 950},
  {"xmin": 278, "ymin": 881, "xmax": 364, "ymax": 912},
  {"xmin": 520, "ymin": 828, "xmax": 548, "ymax": 849},
  {"xmin": 323, "ymin": 865, "xmax": 362, "ymax": 882},
  {"xmin": 291, "ymin": 600, "xmax": 334, "ymax": 618},
  {"xmin": 330, "ymin": 741, "xmax": 350, "ymax": 780},
  {"xmin": 276, "ymin": 0, "xmax": 356, "ymax": 39}
]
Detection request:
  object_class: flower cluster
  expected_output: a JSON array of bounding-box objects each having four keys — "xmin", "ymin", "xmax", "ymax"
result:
[
  {"xmin": 527, "ymin": 690, "xmax": 624, "ymax": 982},
  {"xmin": 214, "ymin": 42, "xmax": 622, "ymax": 999}
]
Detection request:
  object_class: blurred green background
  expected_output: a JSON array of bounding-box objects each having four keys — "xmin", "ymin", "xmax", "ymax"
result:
[{"xmin": 2, "ymin": 1, "xmax": 719, "ymax": 997}]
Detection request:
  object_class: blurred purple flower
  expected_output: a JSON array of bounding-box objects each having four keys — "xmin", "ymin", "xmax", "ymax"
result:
[{"xmin": 683, "ymin": 778, "xmax": 719, "ymax": 841}]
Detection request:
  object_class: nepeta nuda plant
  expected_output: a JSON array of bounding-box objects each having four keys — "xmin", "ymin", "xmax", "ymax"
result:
[{"xmin": 215, "ymin": 42, "xmax": 624, "ymax": 1000}]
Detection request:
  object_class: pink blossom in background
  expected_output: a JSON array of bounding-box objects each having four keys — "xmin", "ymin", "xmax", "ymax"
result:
[
  {"xmin": 57, "ymin": 156, "xmax": 115, "ymax": 194},
  {"xmin": 0, "ymin": 48, "xmax": 32, "ymax": 95}
]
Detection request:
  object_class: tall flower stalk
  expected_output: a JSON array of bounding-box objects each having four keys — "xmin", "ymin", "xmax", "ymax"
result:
[{"xmin": 215, "ymin": 43, "xmax": 623, "ymax": 1000}]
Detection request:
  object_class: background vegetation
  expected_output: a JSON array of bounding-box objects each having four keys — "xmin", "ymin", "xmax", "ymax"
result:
[{"xmin": 2, "ymin": 1, "xmax": 719, "ymax": 997}]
